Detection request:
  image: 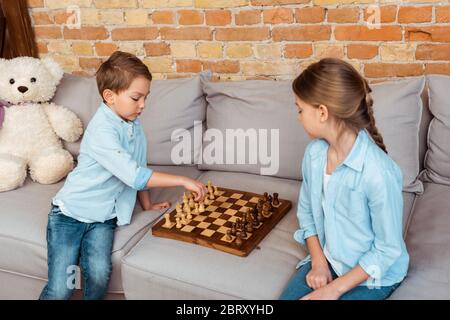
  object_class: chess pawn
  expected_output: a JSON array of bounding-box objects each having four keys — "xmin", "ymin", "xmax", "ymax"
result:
[
  {"xmin": 163, "ymin": 213, "xmax": 172, "ymax": 228},
  {"xmin": 176, "ymin": 217, "xmax": 182, "ymax": 229},
  {"xmin": 246, "ymin": 222, "xmax": 254, "ymax": 233},
  {"xmin": 189, "ymin": 197, "xmax": 195, "ymax": 209},
  {"xmin": 213, "ymin": 185, "xmax": 219, "ymax": 196},
  {"xmin": 226, "ymin": 229, "xmax": 232, "ymax": 241},
  {"xmin": 186, "ymin": 211, "xmax": 192, "ymax": 221},
  {"xmin": 199, "ymin": 201, "xmax": 205, "ymax": 213},
  {"xmin": 175, "ymin": 202, "xmax": 182, "ymax": 217},
  {"xmin": 262, "ymin": 202, "xmax": 271, "ymax": 218},
  {"xmin": 263, "ymin": 192, "xmax": 269, "ymax": 202},
  {"xmin": 194, "ymin": 203, "xmax": 199, "ymax": 214},
  {"xmin": 181, "ymin": 213, "xmax": 187, "ymax": 225},
  {"xmin": 241, "ymin": 228, "xmax": 247, "ymax": 238},
  {"xmin": 235, "ymin": 232, "xmax": 243, "ymax": 247},
  {"xmin": 208, "ymin": 189, "xmax": 215, "ymax": 200},
  {"xmin": 272, "ymin": 193, "xmax": 280, "ymax": 207}
]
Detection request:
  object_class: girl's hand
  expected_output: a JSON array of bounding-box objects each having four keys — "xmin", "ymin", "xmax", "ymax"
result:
[
  {"xmin": 182, "ymin": 178, "xmax": 208, "ymax": 202},
  {"xmin": 147, "ymin": 201, "xmax": 171, "ymax": 210},
  {"xmin": 300, "ymin": 283, "xmax": 342, "ymax": 300},
  {"xmin": 306, "ymin": 261, "xmax": 333, "ymax": 290}
]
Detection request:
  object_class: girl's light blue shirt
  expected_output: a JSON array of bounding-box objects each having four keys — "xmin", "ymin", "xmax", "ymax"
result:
[
  {"xmin": 294, "ymin": 129, "xmax": 409, "ymax": 287},
  {"xmin": 53, "ymin": 103, "xmax": 152, "ymax": 226}
]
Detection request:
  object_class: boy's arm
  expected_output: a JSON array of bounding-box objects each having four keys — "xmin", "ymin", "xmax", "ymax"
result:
[
  {"xmin": 145, "ymin": 172, "xmax": 207, "ymax": 201},
  {"xmin": 137, "ymin": 190, "xmax": 170, "ymax": 211}
]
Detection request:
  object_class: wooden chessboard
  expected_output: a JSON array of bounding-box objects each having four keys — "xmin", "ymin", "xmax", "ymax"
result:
[{"xmin": 151, "ymin": 187, "xmax": 292, "ymax": 257}]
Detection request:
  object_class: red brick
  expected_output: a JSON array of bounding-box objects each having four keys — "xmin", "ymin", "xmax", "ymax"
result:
[
  {"xmin": 176, "ymin": 60, "xmax": 202, "ymax": 73},
  {"xmin": 151, "ymin": 11, "xmax": 174, "ymax": 24},
  {"xmin": 284, "ymin": 44, "xmax": 313, "ymax": 58},
  {"xmin": 64, "ymin": 27, "xmax": 109, "ymax": 40},
  {"xmin": 335, "ymin": 26, "xmax": 401, "ymax": 41},
  {"xmin": 144, "ymin": 43, "xmax": 171, "ymax": 56},
  {"xmin": 364, "ymin": 5, "xmax": 397, "ymax": 23},
  {"xmin": 178, "ymin": 10, "xmax": 204, "ymax": 25},
  {"xmin": 406, "ymin": 26, "xmax": 450, "ymax": 42},
  {"xmin": 364, "ymin": 63, "xmax": 423, "ymax": 78},
  {"xmin": 111, "ymin": 27, "xmax": 158, "ymax": 40},
  {"xmin": 251, "ymin": 0, "xmax": 309, "ymax": 5},
  {"xmin": 34, "ymin": 26, "xmax": 62, "ymax": 39},
  {"xmin": 347, "ymin": 44, "xmax": 378, "ymax": 59},
  {"xmin": 295, "ymin": 7, "xmax": 325, "ymax": 24},
  {"xmin": 436, "ymin": 6, "xmax": 450, "ymax": 23},
  {"xmin": 425, "ymin": 64, "xmax": 450, "ymax": 76},
  {"xmin": 273, "ymin": 26, "xmax": 331, "ymax": 41},
  {"xmin": 235, "ymin": 10, "xmax": 261, "ymax": 25},
  {"xmin": 203, "ymin": 61, "xmax": 240, "ymax": 73},
  {"xmin": 32, "ymin": 12, "xmax": 53, "ymax": 25},
  {"xmin": 263, "ymin": 8, "xmax": 294, "ymax": 24},
  {"xmin": 328, "ymin": 8, "xmax": 359, "ymax": 23},
  {"xmin": 79, "ymin": 58, "xmax": 103, "ymax": 70},
  {"xmin": 398, "ymin": 6, "xmax": 432, "ymax": 23},
  {"xmin": 160, "ymin": 27, "xmax": 212, "ymax": 40},
  {"xmin": 95, "ymin": 43, "xmax": 119, "ymax": 56},
  {"xmin": 36, "ymin": 42, "xmax": 48, "ymax": 54},
  {"xmin": 205, "ymin": 10, "xmax": 231, "ymax": 26},
  {"xmin": 216, "ymin": 27, "xmax": 270, "ymax": 41},
  {"xmin": 416, "ymin": 44, "xmax": 450, "ymax": 61}
]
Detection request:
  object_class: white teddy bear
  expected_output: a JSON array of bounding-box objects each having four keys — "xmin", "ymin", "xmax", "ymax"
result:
[{"xmin": 0, "ymin": 56, "xmax": 83, "ymax": 192}]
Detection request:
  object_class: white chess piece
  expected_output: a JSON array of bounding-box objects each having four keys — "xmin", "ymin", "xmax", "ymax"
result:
[
  {"xmin": 163, "ymin": 213, "xmax": 172, "ymax": 228},
  {"xmin": 189, "ymin": 197, "xmax": 195, "ymax": 209},
  {"xmin": 175, "ymin": 202, "xmax": 182, "ymax": 217},
  {"xmin": 181, "ymin": 213, "xmax": 187, "ymax": 225},
  {"xmin": 214, "ymin": 185, "xmax": 219, "ymax": 196},
  {"xmin": 199, "ymin": 201, "xmax": 205, "ymax": 213},
  {"xmin": 194, "ymin": 203, "xmax": 199, "ymax": 214},
  {"xmin": 176, "ymin": 217, "xmax": 182, "ymax": 229},
  {"xmin": 187, "ymin": 210, "xmax": 192, "ymax": 220}
]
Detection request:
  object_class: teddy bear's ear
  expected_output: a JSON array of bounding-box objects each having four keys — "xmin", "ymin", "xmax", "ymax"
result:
[{"xmin": 41, "ymin": 57, "xmax": 64, "ymax": 83}]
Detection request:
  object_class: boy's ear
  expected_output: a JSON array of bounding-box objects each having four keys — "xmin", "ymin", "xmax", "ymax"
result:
[
  {"xmin": 102, "ymin": 89, "xmax": 115, "ymax": 105},
  {"xmin": 318, "ymin": 104, "xmax": 329, "ymax": 122}
]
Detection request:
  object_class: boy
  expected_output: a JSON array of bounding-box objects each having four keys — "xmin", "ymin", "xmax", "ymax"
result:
[{"xmin": 39, "ymin": 51, "xmax": 207, "ymax": 300}]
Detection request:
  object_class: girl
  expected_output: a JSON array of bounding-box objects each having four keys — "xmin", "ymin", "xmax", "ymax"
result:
[{"xmin": 280, "ymin": 58, "xmax": 409, "ymax": 300}]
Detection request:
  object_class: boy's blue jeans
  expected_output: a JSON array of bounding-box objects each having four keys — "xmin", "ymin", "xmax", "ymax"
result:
[
  {"xmin": 279, "ymin": 261, "xmax": 401, "ymax": 300},
  {"xmin": 39, "ymin": 205, "xmax": 117, "ymax": 300}
]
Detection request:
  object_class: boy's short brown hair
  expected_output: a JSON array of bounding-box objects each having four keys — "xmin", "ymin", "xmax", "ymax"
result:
[{"xmin": 96, "ymin": 51, "xmax": 152, "ymax": 99}]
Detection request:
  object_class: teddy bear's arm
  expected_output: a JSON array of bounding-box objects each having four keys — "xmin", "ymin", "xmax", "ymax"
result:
[{"xmin": 43, "ymin": 103, "xmax": 83, "ymax": 142}]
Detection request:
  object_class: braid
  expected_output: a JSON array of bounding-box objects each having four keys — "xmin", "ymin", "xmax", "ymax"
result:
[{"xmin": 362, "ymin": 80, "xmax": 388, "ymax": 154}]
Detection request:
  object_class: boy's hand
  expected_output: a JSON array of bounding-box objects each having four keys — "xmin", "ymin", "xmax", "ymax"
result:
[
  {"xmin": 182, "ymin": 178, "xmax": 207, "ymax": 202},
  {"xmin": 300, "ymin": 283, "xmax": 342, "ymax": 300},
  {"xmin": 146, "ymin": 201, "xmax": 171, "ymax": 210}
]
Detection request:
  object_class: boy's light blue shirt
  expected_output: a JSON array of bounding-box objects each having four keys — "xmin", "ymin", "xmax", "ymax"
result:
[
  {"xmin": 53, "ymin": 103, "xmax": 152, "ymax": 226},
  {"xmin": 294, "ymin": 129, "xmax": 409, "ymax": 287}
]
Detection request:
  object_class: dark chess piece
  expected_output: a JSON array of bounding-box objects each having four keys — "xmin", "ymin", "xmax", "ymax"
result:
[
  {"xmin": 226, "ymin": 229, "xmax": 232, "ymax": 241},
  {"xmin": 231, "ymin": 223, "xmax": 237, "ymax": 236},
  {"xmin": 268, "ymin": 194, "xmax": 272, "ymax": 204},
  {"xmin": 272, "ymin": 193, "xmax": 280, "ymax": 207},
  {"xmin": 257, "ymin": 199, "xmax": 263, "ymax": 213},
  {"xmin": 246, "ymin": 222, "xmax": 253, "ymax": 233},
  {"xmin": 235, "ymin": 232, "xmax": 243, "ymax": 247},
  {"xmin": 263, "ymin": 192, "xmax": 269, "ymax": 202},
  {"xmin": 262, "ymin": 202, "xmax": 272, "ymax": 218},
  {"xmin": 241, "ymin": 228, "xmax": 247, "ymax": 238}
]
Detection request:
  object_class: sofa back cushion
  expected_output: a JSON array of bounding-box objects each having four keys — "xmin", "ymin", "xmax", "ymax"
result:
[
  {"xmin": 422, "ymin": 75, "xmax": 450, "ymax": 185},
  {"xmin": 141, "ymin": 72, "xmax": 209, "ymax": 165},
  {"xmin": 53, "ymin": 72, "xmax": 210, "ymax": 165},
  {"xmin": 200, "ymin": 77, "xmax": 425, "ymax": 193}
]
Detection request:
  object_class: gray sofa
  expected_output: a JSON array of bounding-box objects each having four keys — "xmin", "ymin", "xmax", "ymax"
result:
[{"xmin": 0, "ymin": 72, "xmax": 449, "ymax": 300}]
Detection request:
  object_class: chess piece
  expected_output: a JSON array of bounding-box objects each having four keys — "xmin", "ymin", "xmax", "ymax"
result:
[
  {"xmin": 199, "ymin": 201, "xmax": 205, "ymax": 213},
  {"xmin": 209, "ymin": 190, "xmax": 215, "ymax": 200},
  {"xmin": 241, "ymin": 228, "xmax": 247, "ymax": 238},
  {"xmin": 183, "ymin": 192, "xmax": 188, "ymax": 203},
  {"xmin": 263, "ymin": 192, "xmax": 269, "ymax": 202},
  {"xmin": 272, "ymin": 193, "xmax": 280, "ymax": 207},
  {"xmin": 185, "ymin": 205, "xmax": 191, "ymax": 216},
  {"xmin": 257, "ymin": 210, "xmax": 263, "ymax": 223},
  {"xmin": 257, "ymin": 199, "xmax": 263, "ymax": 213},
  {"xmin": 163, "ymin": 213, "xmax": 172, "ymax": 228},
  {"xmin": 176, "ymin": 217, "xmax": 182, "ymax": 229},
  {"xmin": 246, "ymin": 222, "xmax": 253, "ymax": 233},
  {"xmin": 226, "ymin": 229, "xmax": 232, "ymax": 241},
  {"xmin": 262, "ymin": 202, "xmax": 272, "ymax": 218},
  {"xmin": 175, "ymin": 202, "xmax": 182, "ymax": 217},
  {"xmin": 181, "ymin": 213, "xmax": 187, "ymax": 225},
  {"xmin": 268, "ymin": 194, "xmax": 272, "ymax": 204},
  {"xmin": 204, "ymin": 197, "xmax": 211, "ymax": 205},
  {"xmin": 194, "ymin": 203, "xmax": 199, "ymax": 214},
  {"xmin": 231, "ymin": 223, "xmax": 237, "ymax": 236},
  {"xmin": 183, "ymin": 202, "xmax": 190, "ymax": 213},
  {"xmin": 214, "ymin": 185, "xmax": 219, "ymax": 196},
  {"xmin": 189, "ymin": 196, "xmax": 195, "ymax": 209},
  {"xmin": 235, "ymin": 232, "xmax": 243, "ymax": 247}
]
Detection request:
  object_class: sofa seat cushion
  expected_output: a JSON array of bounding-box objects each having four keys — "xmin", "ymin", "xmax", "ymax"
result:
[
  {"xmin": 121, "ymin": 170, "xmax": 416, "ymax": 299},
  {"xmin": 390, "ymin": 183, "xmax": 450, "ymax": 299},
  {"xmin": 0, "ymin": 165, "xmax": 201, "ymax": 295},
  {"xmin": 121, "ymin": 170, "xmax": 306, "ymax": 299}
]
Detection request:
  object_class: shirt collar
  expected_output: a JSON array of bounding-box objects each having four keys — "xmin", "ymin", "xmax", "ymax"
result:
[
  {"xmin": 310, "ymin": 129, "xmax": 369, "ymax": 173},
  {"xmin": 100, "ymin": 102, "xmax": 139, "ymax": 126},
  {"xmin": 342, "ymin": 129, "xmax": 369, "ymax": 172}
]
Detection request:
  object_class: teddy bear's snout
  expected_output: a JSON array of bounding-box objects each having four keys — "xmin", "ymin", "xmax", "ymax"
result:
[{"xmin": 17, "ymin": 86, "xmax": 29, "ymax": 93}]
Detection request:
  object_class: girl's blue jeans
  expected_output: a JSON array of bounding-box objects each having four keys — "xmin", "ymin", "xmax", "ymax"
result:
[
  {"xmin": 279, "ymin": 261, "xmax": 401, "ymax": 300},
  {"xmin": 39, "ymin": 205, "xmax": 116, "ymax": 300}
]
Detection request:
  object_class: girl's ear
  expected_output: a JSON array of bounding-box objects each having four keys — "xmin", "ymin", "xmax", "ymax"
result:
[{"xmin": 318, "ymin": 104, "xmax": 329, "ymax": 122}]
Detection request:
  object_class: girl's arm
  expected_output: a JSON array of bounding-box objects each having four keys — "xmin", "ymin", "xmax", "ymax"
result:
[{"xmin": 305, "ymin": 236, "xmax": 333, "ymax": 290}]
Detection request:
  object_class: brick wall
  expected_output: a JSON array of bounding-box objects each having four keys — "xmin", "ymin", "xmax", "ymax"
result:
[{"xmin": 28, "ymin": 0, "xmax": 450, "ymax": 82}]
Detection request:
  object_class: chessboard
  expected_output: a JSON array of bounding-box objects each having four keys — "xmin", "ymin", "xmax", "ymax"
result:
[{"xmin": 151, "ymin": 182, "xmax": 292, "ymax": 257}]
